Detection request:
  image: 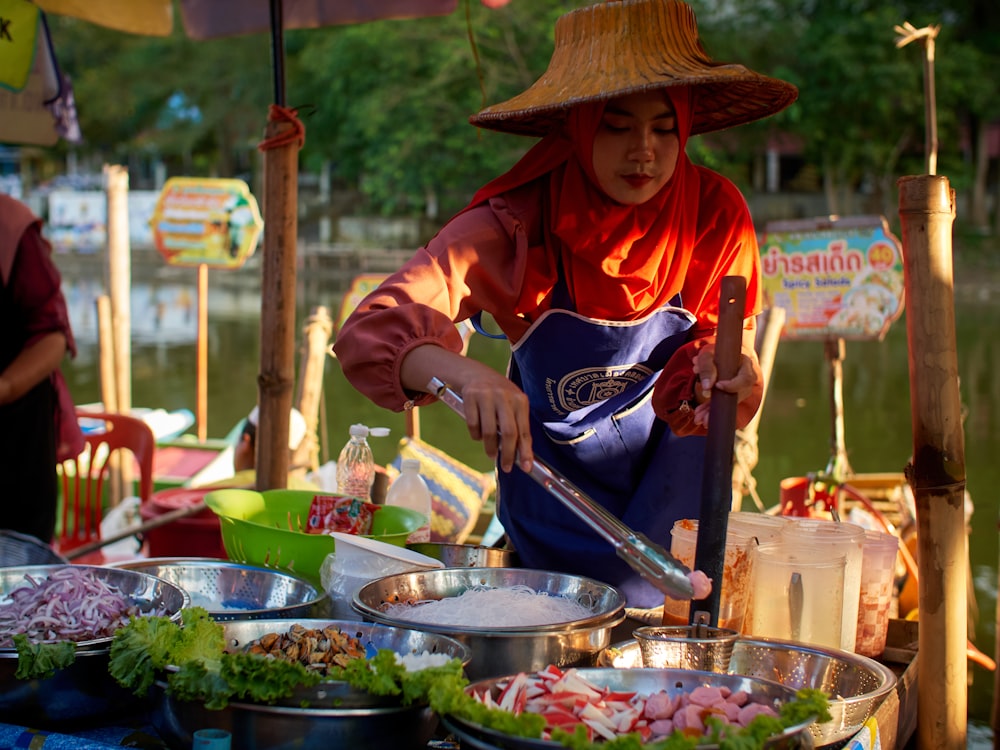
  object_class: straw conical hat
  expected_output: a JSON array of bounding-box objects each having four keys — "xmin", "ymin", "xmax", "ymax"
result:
[{"xmin": 471, "ymin": 0, "xmax": 798, "ymax": 137}]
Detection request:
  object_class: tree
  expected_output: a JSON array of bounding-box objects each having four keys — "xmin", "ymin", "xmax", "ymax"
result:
[
  {"xmin": 293, "ymin": 1, "xmax": 585, "ymax": 218},
  {"xmin": 34, "ymin": 1, "xmax": 997, "ymax": 234}
]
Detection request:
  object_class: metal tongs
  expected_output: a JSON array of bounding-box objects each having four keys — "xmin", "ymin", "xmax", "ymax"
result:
[{"xmin": 427, "ymin": 377, "xmax": 695, "ymax": 600}]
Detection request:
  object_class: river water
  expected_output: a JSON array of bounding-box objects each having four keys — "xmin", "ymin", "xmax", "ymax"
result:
[{"xmin": 58, "ymin": 250, "xmax": 999, "ymax": 736}]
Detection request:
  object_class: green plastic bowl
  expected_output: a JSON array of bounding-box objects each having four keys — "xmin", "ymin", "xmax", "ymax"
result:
[{"xmin": 203, "ymin": 489, "xmax": 427, "ymax": 586}]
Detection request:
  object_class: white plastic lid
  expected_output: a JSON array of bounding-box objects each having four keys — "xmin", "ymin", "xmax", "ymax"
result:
[
  {"xmin": 329, "ymin": 531, "xmax": 444, "ymax": 574},
  {"xmin": 349, "ymin": 424, "xmax": 369, "ymax": 437},
  {"xmin": 401, "ymin": 458, "xmax": 421, "ymax": 472},
  {"xmin": 369, "ymin": 427, "xmax": 390, "ymax": 438}
]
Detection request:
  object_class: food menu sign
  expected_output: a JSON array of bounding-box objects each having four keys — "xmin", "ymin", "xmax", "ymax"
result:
[
  {"xmin": 150, "ymin": 177, "xmax": 263, "ymax": 269},
  {"xmin": 759, "ymin": 215, "xmax": 904, "ymax": 340}
]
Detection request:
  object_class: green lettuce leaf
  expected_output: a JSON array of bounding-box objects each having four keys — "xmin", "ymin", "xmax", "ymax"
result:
[
  {"xmin": 109, "ymin": 606, "xmax": 223, "ymax": 695},
  {"xmin": 13, "ymin": 636, "xmax": 76, "ymax": 680}
]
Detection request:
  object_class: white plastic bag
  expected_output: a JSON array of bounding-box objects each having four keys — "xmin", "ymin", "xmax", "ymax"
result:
[
  {"xmin": 98, "ymin": 496, "xmax": 143, "ymax": 561},
  {"xmin": 320, "ymin": 533, "xmax": 442, "ymax": 620}
]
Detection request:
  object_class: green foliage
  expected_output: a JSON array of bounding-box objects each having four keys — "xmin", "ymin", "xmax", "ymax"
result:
[
  {"xmin": 170, "ymin": 651, "xmax": 321, "ymax": 711},
  {"xmin": 12, "ymin": 635, "xmax": 76, "ymax": 680},
  {"xmin": 108, "ymin": 607, "xmax": 320, "ymax": 709},
  {"xmin": 294, "ymin": 1, "xmax": 585, "ymax": 216},
  {"xmin": 108, "ymin": 607, "xmax": 224, "ymax": 695},
  {"xmin": 34, "ymin": 1, "xmax": 1000, "ymax": 223}
]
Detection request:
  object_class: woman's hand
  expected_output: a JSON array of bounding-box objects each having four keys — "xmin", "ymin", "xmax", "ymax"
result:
[
  {"xmin": 400, "ymin": 344, "xmax": 533, "ymax": 472},
  {"xmin": 690, "ymin": 331, "xmax": 763, "ymax": 429}
]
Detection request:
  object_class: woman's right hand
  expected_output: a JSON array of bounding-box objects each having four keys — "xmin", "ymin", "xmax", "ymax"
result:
[{"xmin": 400, "ymin": 344, "xmax": 533, "ymax": 473}]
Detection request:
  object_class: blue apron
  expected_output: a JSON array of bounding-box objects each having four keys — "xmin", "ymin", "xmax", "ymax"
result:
[{"xmin": 496, "ymin": 298, "xmax": 706, "ymax": 608}]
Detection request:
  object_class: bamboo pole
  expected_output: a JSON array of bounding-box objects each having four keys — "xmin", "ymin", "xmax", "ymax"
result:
[
  {"xmin": 104, "ymin": 165, "xmax": 132, "ymax": 503},
  {"xmin": 894, "ymin": 23, "xmax": 940, "ymax": 176},
  {"xmin": 994, "ymin": 535, "xmax": 1000, "ymax": 742},
  {"xmin": 732, "ymin": 305, "xmax": 785, "ymax": 511},
  {"xmin": 824, "ymin": 337, "xmax": 853, "ymax": 481},
  {"xmin": 293, "ymin": 306, "xmax": 334, "ymax": 474},
  {"xmin": 104, "ymin": 165, "xmax": 131, "ymax": 415},
  {"xmin": 255, "ymin": 118, "xmax": 300, "ymax": 491},
  {"xmin": 196, "ymin": 264, "xmax": 209, "ymax": 442},
  {"xmin": 898, "ymin": 174, "xmax": 966, "ymax": 749},
  {"xmin": 96, "ymin": 295, "xmax": 117, "ymax": 414}
]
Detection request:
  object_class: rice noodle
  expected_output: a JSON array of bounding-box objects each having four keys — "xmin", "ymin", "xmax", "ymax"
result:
[
  {"xmin": 0, "ymin": 567, "xmax": 160, "ymax": 646},
  {"xmin": 383, "ymin": 585, "xmax": 594, "ymax": 627}
]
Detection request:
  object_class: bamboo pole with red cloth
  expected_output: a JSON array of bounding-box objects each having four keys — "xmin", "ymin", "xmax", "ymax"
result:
[{"xmin": 255, "ymin": 105, "xmax": 304, "ymax": 491}]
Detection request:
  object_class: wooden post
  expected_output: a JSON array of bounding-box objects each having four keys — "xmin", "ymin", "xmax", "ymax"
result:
[
  {"xmin": 104, "ymin": 165, "xmax": 132, "ymax": 503},
  {"xmin": 994, "ymin": 533, "xmax": 1000, "ymax": 741},
  {"xmin": 104, "ymin": 165, "xmax": 131, "ymax": 415},
  {"xmin": 96, "ymin": 295, "xmax": 117, "ymax": 414},
  {"xmin": 894, "ymin": 23, "xmax": 941, "ymax": 176},
  {"xmin": 898, "ymin": 174, "xmax": 966, "ymax": 749},
  {"xmin": 255, "ymin": 118, "xmax": 300, "ymax": 491},
  {"xmin": 293, "ymin": 306, "xmax": 334, "ymax": 474},
  {"xmin": 692, "ymin": 276, "xmax": 745, "ymax": 625},
  {"xmin": 824, "ymin": 337, "xmax": 853, "ymax": 481},
  {"xmin": 196, "ymin": 264, "xmax": 209, "ymax": 442},
  {"xmin": 732, "ymin": 305, "xmax": 785, "ymax": 511},
  {"xmin": 405, "ymin": 407, "xmax": 421, "ymax": 441}
]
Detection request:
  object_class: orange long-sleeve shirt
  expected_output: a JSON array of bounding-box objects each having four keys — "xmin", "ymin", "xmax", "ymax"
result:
[{"xmin": 333, "ymin": 169, "xmax": 762, "ymax": 432}]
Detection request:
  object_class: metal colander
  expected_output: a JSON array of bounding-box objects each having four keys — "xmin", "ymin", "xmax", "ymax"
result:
[
  {"xmin": 729, "ymin": 637, "xmax": 897, "ymax": 746},
  {"xmin": 0, "ymin": 531, "xmax": 68, "ymax": 567},
  {"xmin": 599, "ymin": 636, "xmax": 897, "ymax": 748},
  {"xmin": 114, "ymin": 558, "xmax": 326, "ymax": 621}
]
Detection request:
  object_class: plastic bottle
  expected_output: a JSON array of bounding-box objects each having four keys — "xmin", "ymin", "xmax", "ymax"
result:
[
  {"xmin": 385, "ymin": 458, "xmax": 432, "ymax": 544},
  {"xmin": 336, "ymin": 424, "xmax": 389, "ymax": 501}
]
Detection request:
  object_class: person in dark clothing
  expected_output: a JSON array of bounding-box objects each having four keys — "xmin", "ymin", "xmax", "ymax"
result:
[{"xmin": 0, "ymin": 194, "xmax": 83, "ymax": 543}]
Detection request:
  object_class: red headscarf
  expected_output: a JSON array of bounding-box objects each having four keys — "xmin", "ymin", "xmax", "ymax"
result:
[{"xmin": 469, "ymin": 88, "xmax": 702, "ymax": 320}]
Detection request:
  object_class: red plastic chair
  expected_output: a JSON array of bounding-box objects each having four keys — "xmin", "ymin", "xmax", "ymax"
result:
[{"xmin": 56, "ymin": 411, "xmax": 155, "ymax": 557}]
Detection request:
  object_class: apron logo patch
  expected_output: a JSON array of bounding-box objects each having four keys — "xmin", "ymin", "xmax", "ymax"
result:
[{"xmin": 555, "ymin": 365, "xmax": 652, "ymax": 412}]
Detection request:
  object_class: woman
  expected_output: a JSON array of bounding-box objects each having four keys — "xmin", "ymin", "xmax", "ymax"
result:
[
  {"xmin": 0, "ymin": 194, "xmax": 83, "ymax": 543},
  {"xmin": 334, "ymin": 0, "xmax": 797, "ymax": 606}
]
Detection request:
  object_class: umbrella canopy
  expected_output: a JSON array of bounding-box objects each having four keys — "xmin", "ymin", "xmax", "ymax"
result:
[
  {"xmin": 0, "ymin": 1, "xmax": 80, "ymax": 146},
  {"xmin": 18, "ymin": 0, "xmax": 485, "ymax": 490},
  {"xmin": 35, "ymin": 0, "xmax": 458, "ymax": 37},
  {"xmin": 36, "ymin": 0, "xmax": 461, "ymax": 104}
]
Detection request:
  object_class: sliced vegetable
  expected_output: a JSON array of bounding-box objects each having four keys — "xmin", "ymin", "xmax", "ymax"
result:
[{"xmin": 466, "ymin": 667, "xmax": 831, "ymax": 749}]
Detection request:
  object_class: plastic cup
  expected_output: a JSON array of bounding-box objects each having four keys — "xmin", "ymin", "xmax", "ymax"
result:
[
  {"xmin": 747, "ymin": 541, "xmax": 846, "ymax": 649},
  {"xmin": 193, "ymin": 729, "xmax": 232, "ymax": 750},
  {"xmin": 727, "ymin": 511, "xmax": 789, "ymax": 544},
  {"xmin": 730, "ymin": 512, "xmax": 790, "ymax": 634},
  {"xmin": 633, "ymin": 624, "xmax": 739, "ymax": 672},
  {"xmin": 855, "ymin": 530, "xmax": 900, "ymax": 657},
  {"xmin": 661, "ymin": 518, "xmax": 755, "ymax": 632},
  {"xmin": 780, "ymin": 518, "xmax": 865, "ymax": 651}
]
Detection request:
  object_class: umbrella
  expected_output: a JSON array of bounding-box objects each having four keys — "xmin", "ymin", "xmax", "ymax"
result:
[
  {"xmin": 0, "ymin": 1, "xmax": 80, "ymax": 145},
  {"xmin": 24, "ymin": 0, "xmax": 495, "ymax": 490}
]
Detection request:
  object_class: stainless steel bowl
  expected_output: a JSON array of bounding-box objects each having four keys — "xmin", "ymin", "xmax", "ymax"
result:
[
  {"xmin": 444, "ymin": 667, "xmax": 816, "ymax": 750},
  {"xmin": 112, "ymin": 558, "xmax": 327, "ymax": 621},
  {"xmin": 352, "ymin": 567, "xmax": 625, "ymax": 681},
  {"xmin": 599, "ymin": 637, "xmax": 896, "ymax": 748},
  {"xmin": 0, "ymin": 564, "xmax": 188, "ymax": 726},
  {"xmin": 406, "ymin": 542, "xmax": 516, "ymax": 568},
  {"xmin": 0, "ymin": 564, "xmax": 188, "ymax": 649},
  {"xmin": 150, "ymin": 618, "xmax": 470, "ymax": 750}
]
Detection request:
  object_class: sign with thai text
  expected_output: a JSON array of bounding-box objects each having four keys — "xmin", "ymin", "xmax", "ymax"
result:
[
  {"xmin": 150, "ymin": 177, "xmax": 263, "ymax": 268},
  {"xmin": 759, "ymin": 215, "xmax": 904, "ymax": 340}
]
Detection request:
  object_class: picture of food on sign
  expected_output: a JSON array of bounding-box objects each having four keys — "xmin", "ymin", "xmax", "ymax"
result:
[{"xmin": 828, "ymin": 269, "xmax": 903, "ymax": 337}]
